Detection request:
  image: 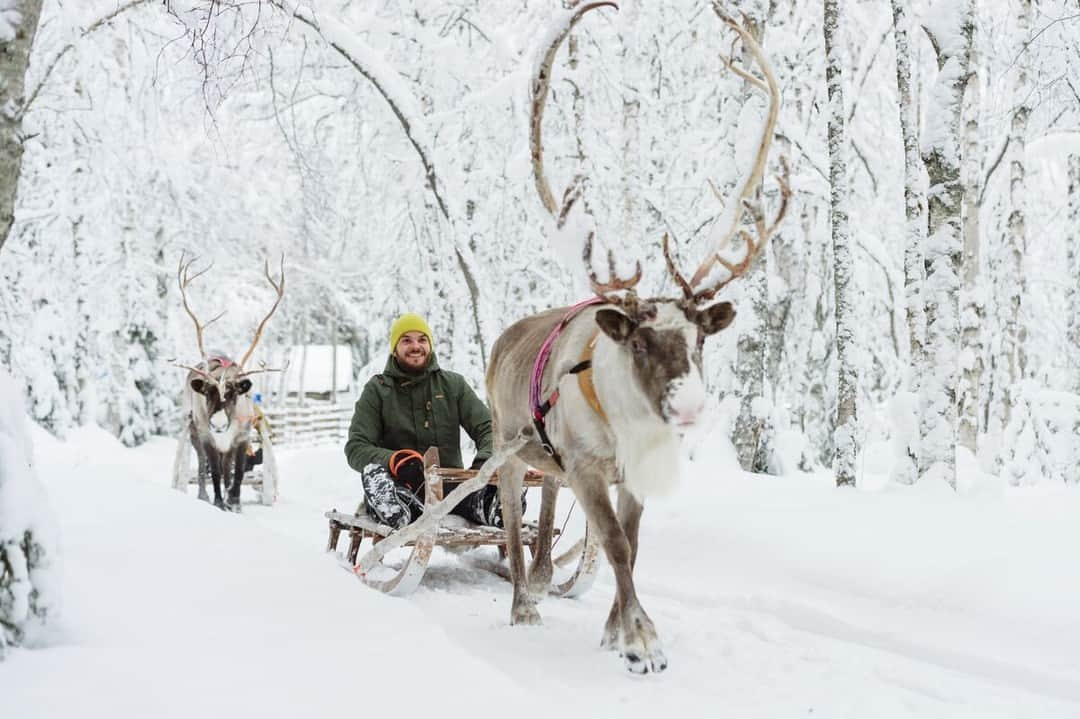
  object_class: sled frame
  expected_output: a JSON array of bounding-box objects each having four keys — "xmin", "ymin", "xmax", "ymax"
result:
[{"xmin": 325, "ymin": 447, "xmax": 600, "ymax": 597}]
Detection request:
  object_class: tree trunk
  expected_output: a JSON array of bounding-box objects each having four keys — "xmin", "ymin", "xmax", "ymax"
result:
[
  {"xmin": 1005, "ymin": 0, "xmax": 1032, "ymax": 394},
  {"xmin": 889, "ymin": 0, "xmax": 926, "ymax": 485},
  {"xmin": 1068, "ymin": 154, "xmax": 1080, "ymax": 394},
  {"xmin": 0, "ymin": 0, "xmax": 46, "ymax": 254},
  {"xmin": 732, "ymin": 4, "xmax": 771, "ymax": 474},
  {"xmin": 72, "ymin": 214, "xmax": 92, "ymax": 426},
  {"xmin": 958, "ymin": 19, "xmax": 984, "ymax": 454},
  {"xmin": 918, "ymin": 0, "xmax": 975, "ymax": 489},
  {"xmin": 823, "ymin": 0, "xmax": 857, "ymax": 488}
]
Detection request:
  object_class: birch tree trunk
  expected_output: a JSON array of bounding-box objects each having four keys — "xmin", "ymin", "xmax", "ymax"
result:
[
  {"xmin": 1068, "ymin": 154, "xmax": 1080, "ymax": 393},
  {"xmin": 889, "ymin": 0, "xmax": 926, "ymax": 485},
  {"xmin": 958, "ymin": 19, "xmax": 984, "ymax": 454},
  {"xmin": 71, "ymin": 209, "xmax": 93, "ymax": 426},
  {"xmin": 0, "ymin": 0, "xmax": 45, "ymax": 254},
  {"xmin": 617, "ymin": 1, "xmax": 641, "ymax": 249},
  {"xmin": 919, "ymin": 1, "xmax": 975, "ymax": 489},
  {"xmin": 1005, "ymin": 0, "xmax": 1032, "ymax": 394},
  {"xmin": 823, "ymin": 0, "xmax": 856, "ymax": 487},
  {"xmin": 732, "ymin": 3, "xmax": 771, "ymax": 473}
]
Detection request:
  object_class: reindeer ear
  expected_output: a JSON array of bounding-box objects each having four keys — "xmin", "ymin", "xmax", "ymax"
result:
[
  {"xmin": 696, "ymin": 301, "xmax": 736, "ymax": 335},
  {"xmin": 595, "ymin": 309, "xmax": 637, "ymax": 343},
  {"xmin": 190, "ymin": 378, "xmax": 207, "ymax": 394},
  {"xmin": 236, "ymin": 379, "xmax": 253, "ymax": 395}
]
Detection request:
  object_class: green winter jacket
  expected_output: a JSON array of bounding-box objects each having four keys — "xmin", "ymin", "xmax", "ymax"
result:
[{"xmin": 344, "ymin": 353, "xmax": 493, "ymax": 472}]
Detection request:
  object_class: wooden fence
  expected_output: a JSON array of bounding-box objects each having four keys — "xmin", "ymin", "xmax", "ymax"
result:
[{"xmin": 262, "ymin": 403, "xmax": 353, "ymax": 448}]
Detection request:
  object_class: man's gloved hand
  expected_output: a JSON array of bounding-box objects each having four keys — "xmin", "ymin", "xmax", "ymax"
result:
[
  {"xmin": 470, "ymin": 456, "xmax": 489, "ymax": 471},
  {"xmin": 389, "ymin": 449, "xmax": 425, "ymax": 492}
]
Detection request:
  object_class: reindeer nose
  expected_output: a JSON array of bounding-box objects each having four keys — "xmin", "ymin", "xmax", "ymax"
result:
[
  {"xmin": 671, "ymin": 405, "xmax": 703, "ymax": 429},
  {"xmin": 210, "ymin": 410, "xmax": 229, "ymax": 433},
  {"xmin": 666, "ymin": 380, "xmax": 705, "ymax": 429}
]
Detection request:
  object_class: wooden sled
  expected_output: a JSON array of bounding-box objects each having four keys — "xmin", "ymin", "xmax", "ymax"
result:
[
  {"xmin": 325, "ymin": 447, "xmax": 601, "ymax": 597},
  {"xmin": 170, "ymin": 418, "xmax": 280, "ymax": 506}
]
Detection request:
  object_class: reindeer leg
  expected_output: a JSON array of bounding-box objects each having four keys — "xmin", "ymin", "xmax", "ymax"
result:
[
  {"xmin": 191, "ymin": 427, "xmax": 210, "ymax": 502},
  {"xmin": 603, "ymin": 487, "xmax": 644, "ymax": 650},
  {"xmin": 572, "ymin": 473, "xmax": 666, "ymax": 674},
  {"xmin": 499, "ymin": 453, "xmax": 541, "ymax": 625},
  {"xmin": 527, "ymin": 474, "xmax": 558, "ymax": 595},
  {"xmin": 210, "ymin": 453, "xmax": 226, "ymax": 510},
  {"xmin": 227, "ymin": 448, "xmax": 244, "ymax": 512}
]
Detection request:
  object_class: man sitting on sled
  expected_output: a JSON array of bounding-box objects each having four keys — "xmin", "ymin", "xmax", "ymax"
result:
[{"xmin": 344, "ymin": 313, "xmax": 521, "ymax": 530}]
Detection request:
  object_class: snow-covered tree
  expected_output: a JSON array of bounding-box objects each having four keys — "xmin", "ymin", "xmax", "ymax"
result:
[
  {"xmin": 888, "ymin": 0, "xmax": 927, "ymax": 486},
  {"xmin": 823, "ymin": 0, "xmax": 856, "ymax": 487},
  {"xmin": 958, "ymin": 10, "xmax": 984, "ymax": 455},
  {"xmin": 1003, "ymin": 0, "xmax": 1033, "ymax": 392},
  {"xmin": 918, "ymin": 0, "xmax": 974, "ymax": 489},
  {"xmin": 0, "ymin": 370, "xmax": 58, "ymax": 658},
  {"xmin": 1069, "ymin": 154, "xmax": 1080, "ymax": 393},
  {"xmin": 731, "ymin": 0, "xmax": 771, "ymax": 473}
]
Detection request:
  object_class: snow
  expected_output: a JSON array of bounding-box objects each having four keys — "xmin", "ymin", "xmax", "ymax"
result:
[
  {"xmin": 1, "ymin": 424, "xmax": 1079, "ymax": 716},
  {"xmin": 922, "ymin": 0, "xmax": 972, "ymax": 60},
  {"xmin": 0, "ymin": 0, "xmax": 20, "ymax": 43},
  {"xmin": 3, "ymin": 0, "xmax": 1080, "ymax": 711},
  {"xmin": 0, "ymin": 371, "xmax": 59, "ymax": 655}
]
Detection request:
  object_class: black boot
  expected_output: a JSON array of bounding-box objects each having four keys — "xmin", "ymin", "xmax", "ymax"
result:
[
  {"xmin": 479, "ymin": 486, "xmax": 527, "ymax": 528},
  {"xmin": 245, "ymin": 448, "xmax": 263, "ymax": 472},
  {"xmin": 362, "ymin": 463, "xmax": 409, "ymax": 529}
]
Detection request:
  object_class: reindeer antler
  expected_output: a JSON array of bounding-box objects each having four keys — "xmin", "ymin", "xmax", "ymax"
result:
[
  {"xmin": 530, "ymin": 1, "xmax": 618, "ymax": 228},
  {"xmin": 238, "ymin": 254, "xmax": 285, "ymax": 370},
  {"xmin": 667, "ymin": 5, "xmax": 791, "ymax": 304},
  {"xmin": 582, "ymin": 232, "xmax": 646, "ymax": 314},
  {"xmin": 177, "ymin": 251, "xmax": 224, "ymax": 365},
  {"xmin": 531, "ymin": 2, "xmax": 645, "ymax": 312}
]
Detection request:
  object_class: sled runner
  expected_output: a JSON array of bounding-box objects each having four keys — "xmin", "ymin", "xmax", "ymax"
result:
[{"xmin": 325, "ymin": 446, "xmax": 600, "ymax": 597}]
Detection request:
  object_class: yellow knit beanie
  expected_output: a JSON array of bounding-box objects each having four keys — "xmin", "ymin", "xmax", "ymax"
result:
[{"xmin": 389, "ymin": 313, "xmax": 434, "ymax": 353}]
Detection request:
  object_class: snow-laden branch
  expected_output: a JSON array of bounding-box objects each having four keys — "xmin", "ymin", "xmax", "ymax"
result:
[
  {"xmin": 20, "ymin": 0, "xmax": 154, "ymax": 120},
  {"xmin": 269, "ymin": 0, "xmax": 450, "ymax": 220}
]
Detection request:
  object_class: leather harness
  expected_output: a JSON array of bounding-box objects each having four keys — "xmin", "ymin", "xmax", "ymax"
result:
[{"xmin": 531, "ymin": 301, "xmax": 610, "ymax": 470}]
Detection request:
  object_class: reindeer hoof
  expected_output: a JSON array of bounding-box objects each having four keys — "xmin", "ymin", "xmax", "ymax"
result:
[
  {"xmin": 510, "ymin": 602, "xmax": 542, "ymax": 626},
  {"xmin": 197, "ymin": 490, "xmax": 210, "ymax": 502},
  {"xmin": 622, "ymin": 649, "xmax": 668, "ymax": 674},
  {"xmin": 226, "ymin": 499, "xmax": 242, "ymax": 513},
  {"xmin": 213, "ymin": 498, "xmax": 227, "ymax": 510}
]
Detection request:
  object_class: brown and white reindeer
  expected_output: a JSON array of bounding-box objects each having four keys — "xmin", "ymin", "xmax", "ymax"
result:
[
  {"xmin": 485, "ymin": 2, "xmax": 789, "ymax": 673},
  {"xmin": 177, "ymin": 253, "xmax": 285, "ymax": 512}
]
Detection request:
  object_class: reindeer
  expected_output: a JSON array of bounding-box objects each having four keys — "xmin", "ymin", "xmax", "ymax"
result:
[
  {"xmin": 177, "ymin": 254, "xmax": 285, "ymax": 511},
  {"xmin": 485, "ymin": 2, "xmax": 789, "ymax": 673}
]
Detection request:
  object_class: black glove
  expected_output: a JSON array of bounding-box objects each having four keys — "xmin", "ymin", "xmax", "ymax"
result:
[
  {"xmin": 391, "ymin": 454, "xmax": 425, "ymax": 491},
  {"xmin": 470, "ymin": 456, "xmax": 489, "ymax": 471}
]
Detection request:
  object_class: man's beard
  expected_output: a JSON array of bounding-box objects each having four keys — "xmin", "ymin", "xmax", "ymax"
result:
[{"xmin": 397, "ymin": 353, "xmax": 428, "ymax": 374}]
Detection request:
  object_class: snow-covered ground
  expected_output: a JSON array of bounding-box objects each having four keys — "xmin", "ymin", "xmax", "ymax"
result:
[{"xmin": 3, "ymin": 425, "xmax": 1080, "ymax": 718}]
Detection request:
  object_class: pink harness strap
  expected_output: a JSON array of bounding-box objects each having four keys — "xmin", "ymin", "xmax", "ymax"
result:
[
  {"xmin": 530, "ymin": 297, "xmax": 602, "ymax": 413},
  {"xmin": 529, "ymin": 297, "xmax": 604, "ymax": 465}
]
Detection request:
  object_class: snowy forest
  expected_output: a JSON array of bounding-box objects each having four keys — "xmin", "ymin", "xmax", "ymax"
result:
[
  {"xmin": 2, "ymin": 0, "xmax": 1080, "ymax": 703},
  {"xmin": 1, "ymin": 0, "xmax": 1077, "ymax": 486}
]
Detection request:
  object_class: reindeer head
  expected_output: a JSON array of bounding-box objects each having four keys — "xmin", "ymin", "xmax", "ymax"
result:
[
  {"xmin": 188, "ymin": 360, "xmax": 254, "ymax": 436},
  {"xmin": 531, "ymin": 2, "xmax": 790, "ymax": 433}
]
